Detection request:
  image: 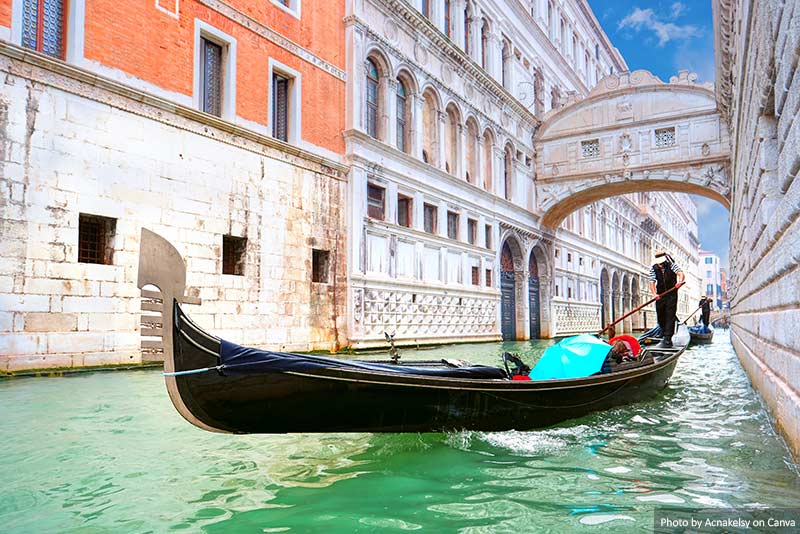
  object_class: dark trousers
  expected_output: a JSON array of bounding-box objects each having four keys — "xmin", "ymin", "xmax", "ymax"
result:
[
  {"xmin": 656, "ymin": 294, "xmax": 678, "ymax": 339},
  {"xmin": 701, "ymin": 310, "xmax": 710, "ymax": 327}
]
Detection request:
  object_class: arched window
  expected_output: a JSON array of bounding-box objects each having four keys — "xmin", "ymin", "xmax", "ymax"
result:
[
  {"xmin": 465, "ymin": 119, "xmax": 479, "ymax": 185},
  {"xmin": 464, "ymin": 2, "xmax": 471, "ymax": 53},
  {"xmin": 482, "ymin": 129, "xmax": 493, "ymax": 191},
  {"xmin": 444, "ymin": 0, "xmax": 452, "ymax": 38},
  {"xmin": 422, "ymin": 89, "xmax": 439, "ymax": 166},
  {"xmin": 501, "ymin": 40, "xmax": 511, "ymax": 89},
  {"xmin": 445, "ymin": 104, "xmax": 460, "ymax": 175},
  {"xmin": 396, "ymin": 78, "xmax": 409, "ymax": 152},
  {"xmin": 481, "ymin": 20, "xmax": 489, "ymax": 70},
  {"xmin": 504, "ymin": 144, "xmax": 514, "ymax": 201},
  {"xmin": 366, "ymin": 59, "xmax": 380, "ymax": 139}
]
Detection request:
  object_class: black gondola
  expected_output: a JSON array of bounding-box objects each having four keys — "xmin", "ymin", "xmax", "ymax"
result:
[
  {"xmin": 689, "ymin": 325, "xmax": 715, "ymax": 344},
  {"xmin": 138, "ymin": 229, "xmax": 688, "ymax": 434}
]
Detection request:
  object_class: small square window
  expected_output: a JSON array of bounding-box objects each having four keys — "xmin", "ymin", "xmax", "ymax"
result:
[
  {"xmin": 312, "ymin": 249, "xmax": 329, "ymax": 283},
  {"xmin": 424, "ymin": 203, "xmax": 438, "ymax": 234},
  {"xmin": 78, "ymin": 214, "xmax": 116, "ymax": 265},
  {"xmin": 222, "ymin": 235, "xmax": 246, "ymax": 275},
  {"xmin": 579, "ymin": 257, "xmax": 584, "ymax": 266},
  {"xmin": 581, "ymin": 139, "xmax": 600, "ymax": 158},
  {"xmin": 447, "ymin": 211, "xmax": 459, "ymax": 240},
  {"xmin": 398, "ymin": 195, "xmax": 412, "ymax": 228},
  {"xmin": 485, "ymin": 269, "xmax": 492, "ymax": 287},
  {"xmin": 467, "ymin": 219, "xmax": 477, "ymax": 245},
  {"xmin": 367, "ymin": 184, "xmax": 385, "ymax": 220},
  {"xmin": 471, "ymin": 266, "xmax": 480, "ymax": 286},
  {"xmin": 567, "ymin": 252, "xmax": 572, "ymax": 262},
  {"xmin": 555, "ymin": 249, "xmax": 560, "ymax": 258},
  {"xmin": 655, "ymin": 127, "xmax": 676, "ymax": 148}
]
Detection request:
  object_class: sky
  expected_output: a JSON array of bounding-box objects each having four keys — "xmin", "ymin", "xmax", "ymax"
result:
[{"xmin": 586, "ymin": 0, "xmax": 730, "ymax": 267}]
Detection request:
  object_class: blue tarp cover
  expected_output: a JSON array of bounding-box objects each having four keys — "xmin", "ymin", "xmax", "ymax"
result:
[
  {"xmin": 689, "ymin": 325, "xmax": 712, "ymax": 334},
  {"xmin": 528, "ymin": 334, "xmax": 612, "ymax": 380},
  {"xmin": 219, "ymin": 340, "xmax": 508, "ymax": 379}
]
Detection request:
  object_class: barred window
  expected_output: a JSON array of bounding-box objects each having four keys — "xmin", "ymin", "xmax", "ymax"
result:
[
  {"xmin": 485, "ymin": 269, "xmax": 492, "ymax": 287},
  {"xmin": 471, "ymin": 266, "xmax": 479, "ymax": 286},
  {"xmin": 201, "ymin": 38, "xmax": 223, "ymax": 116},
  {"xmin": 424, "ymin": 203, "xmax": 437, "ymax": 234},
  {"xmin": 312, "ymin": 249, "xmax": 329, "ymax": 283},
  {"xmin": 655, "ymin": 127, "xmax": 676, "ymax": 148},
  {"xmin": 222, "ymin": 235, "xmax": 246, "ymax": 276},
  {"xmin": 447, "ymin": 211, "xmax": 459, "ymax": 240},
  {"xmin": 467, "ymin": 219, "xmax": 477, "ymax": 245},
  {"xmin": 272, "ymin": 73, "xmax": 289, "ymax": 141},
  {"xmin": 581, "ymin": 139, "xmax": 600, "ymax": 158},
  {"xmin": 22, "ymin": 0, "xmax": 67, "ymax": 59},
  {"xmin": 78, "ymin": 214, "xmax": 116, "ymax": 265},
  {"xmin": 397, "ymin": 195, "xmax": 412, "ymax": 228}
]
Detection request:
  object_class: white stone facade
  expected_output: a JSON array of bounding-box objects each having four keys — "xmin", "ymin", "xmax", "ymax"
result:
[
  {"xmin": 715, "ymin": 0, "xmax": 800, "ymax": 456},
  {"xmin": 699, "ymin": 250, "xmax": 723, "ymax": 310},
  {"xmin": 0, "ymin": 51, "xmax": 347, "ymax": 371},
  {"xmin": 345, "ymin": 0, "xmax": 701, "ymax": 347}
]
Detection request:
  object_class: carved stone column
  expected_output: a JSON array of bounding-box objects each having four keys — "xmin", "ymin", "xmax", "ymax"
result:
[
  {"xmin": 386, "ymin": 77, "xmax": 398, "ymax": 149},
  {"xmin": 412, "ymin": 93, "xmax": 424, "ymax": 160}
]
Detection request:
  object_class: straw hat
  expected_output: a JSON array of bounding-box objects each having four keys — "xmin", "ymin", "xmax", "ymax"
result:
[{"xmin": 654, "ymin": 250, "xmax": 668, "ymax": 264}]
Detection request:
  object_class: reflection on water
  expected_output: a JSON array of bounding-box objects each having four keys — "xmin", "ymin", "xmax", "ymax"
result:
[{"xmin": 0, "ymin": 331, "xmax": 798, "ymax": 532}]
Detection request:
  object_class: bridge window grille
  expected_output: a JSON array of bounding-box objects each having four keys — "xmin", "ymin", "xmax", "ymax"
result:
[
  {"xmin": 201, "ymin": 38, "xmax": 223, "ymax": 116},
  {"xmin": 581, "ymin": 139, "xmax": 600, "ymax": 158},
  {"xmin": 655, "ymin": 127, "xmax": 676, "ymax": 148}
]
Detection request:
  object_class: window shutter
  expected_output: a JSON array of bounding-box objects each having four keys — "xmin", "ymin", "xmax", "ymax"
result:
[{"xmin": 202, "ymin": 38, "xmax": 223, "ymax": 116}]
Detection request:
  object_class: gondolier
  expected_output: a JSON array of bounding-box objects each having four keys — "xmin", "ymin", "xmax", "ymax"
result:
[
  {"xmin": 700, "ymin": 295, "xmax": 712, "ymax": 330},
  {"xmin": 648, "ymin": 251, "xmax": 685, "ymax": 348}
]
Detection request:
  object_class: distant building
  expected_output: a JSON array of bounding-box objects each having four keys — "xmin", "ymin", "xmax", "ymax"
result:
[{"xmin": 698, "ymin": 250, "xmax": 723, "ymax": 310}]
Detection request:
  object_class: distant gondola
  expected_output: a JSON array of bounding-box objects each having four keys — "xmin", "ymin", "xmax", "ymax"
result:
[
  {"xmin": 139, "ymin": 229, "xmax": 689, "ymax": 434},
  {"xmin": 689, "ymin": 325, "xmax": 715, "ymax": 344}
]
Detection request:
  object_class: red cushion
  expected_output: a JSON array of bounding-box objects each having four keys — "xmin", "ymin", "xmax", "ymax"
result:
[
  {"xmin": 512, "ymin": 375, "xmax": 532, "ymax": 381},
  {"xmin": 608, "ymin": 335, "xmax": 642, "ymax": 356}
]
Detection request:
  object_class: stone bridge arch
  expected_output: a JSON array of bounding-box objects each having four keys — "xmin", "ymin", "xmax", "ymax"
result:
[{"xmin": 535, "ymin": 70, "xmax": 731, "ymax": 229}]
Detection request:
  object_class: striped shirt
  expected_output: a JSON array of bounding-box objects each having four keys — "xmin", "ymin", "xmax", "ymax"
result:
[{"xmin": 648, "ymin": 261, "xmax": 682, "ymax": 283}]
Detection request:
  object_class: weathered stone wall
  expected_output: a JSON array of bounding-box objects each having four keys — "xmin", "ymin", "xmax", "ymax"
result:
[
  {"xmin": 0, "ymin": 51, "xmax": 347, "ymax": 371},
  {"xmin": 717, "ymin": 0, "xmax": 800, "ymax": 456}
]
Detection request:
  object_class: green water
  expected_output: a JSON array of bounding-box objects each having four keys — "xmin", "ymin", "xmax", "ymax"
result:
[{"xmin": 1, "ymin": 331, "xmax": 799, "ymax": 533}]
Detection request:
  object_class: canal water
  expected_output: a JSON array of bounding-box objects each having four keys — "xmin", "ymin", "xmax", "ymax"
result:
[{"xmin": 1, "ymin": 331, "xmax": 799, "ymax": 533}]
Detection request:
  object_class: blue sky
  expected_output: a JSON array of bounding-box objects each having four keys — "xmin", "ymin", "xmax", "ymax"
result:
[{"xmin": 587, "ymin": 0, "xmax": 730, "ymax": 266}]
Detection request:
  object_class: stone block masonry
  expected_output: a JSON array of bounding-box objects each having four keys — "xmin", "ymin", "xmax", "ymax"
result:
[
  {"xmin": 0, "ymin": 52, "xmax": 347, "ymax": 372},
  {"xmin": 717, "ymin": 0, "xmax": 800, "ymax": 457}
]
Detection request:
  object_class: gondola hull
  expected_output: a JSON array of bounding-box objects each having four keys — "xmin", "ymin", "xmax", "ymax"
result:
[
  {"xmin": 689, "ymin": 331, "xmax": 714, "ymax": 344},
  {"xmin": 172, "ymin": 302, "xmax": 685, "ymax": 434},
  {"xmin": 136, "ymin": 229, "xmax": 687, "ymax": 435}
]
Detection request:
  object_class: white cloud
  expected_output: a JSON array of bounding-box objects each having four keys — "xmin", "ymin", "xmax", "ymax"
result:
[
  {"xmin": 618, "ymin": 7, "xmax": 701, "ymax": 47},
  {"xmin": 670, "ymin": 2, "xmax": 686, "ymax": 18}
]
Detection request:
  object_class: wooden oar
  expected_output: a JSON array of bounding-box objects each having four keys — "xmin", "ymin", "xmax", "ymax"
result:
[
  {"xmin": 597, "ymin": 284, "xmax": 682, "ymax": 338},
  {"xmin": 679, "ymin": 301, "xmax": 705, "ymax": 326}
]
